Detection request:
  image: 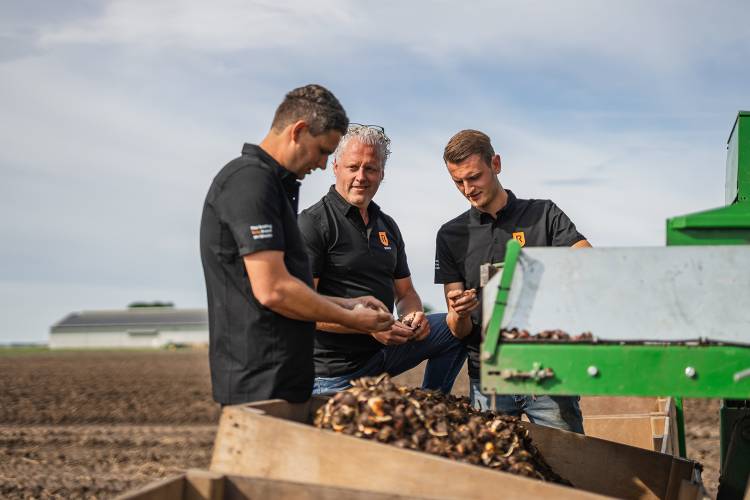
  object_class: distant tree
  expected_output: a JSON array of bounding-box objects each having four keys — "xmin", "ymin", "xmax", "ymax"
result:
[
  {"xmin": 423, "ymin": 303, "xmax": 434, "ymax": 314},
  {"xmin": 128, "ymin": 301, "xmax": 175, "ymax": 308}
]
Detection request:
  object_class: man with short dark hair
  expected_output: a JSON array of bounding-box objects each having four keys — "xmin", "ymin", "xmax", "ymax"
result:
[
  {"xmin": 200, "ymin": 85, "xmax": 394, "ymax": 405},
  {"xmin": 299, "ymin": 124, "xmax": 466, "ymax": 394},
  {"xmin": 435, "ymin": 129, "xmax": 591, "ymax": 432}
]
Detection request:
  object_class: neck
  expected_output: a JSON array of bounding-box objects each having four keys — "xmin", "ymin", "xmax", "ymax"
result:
[
  {"xmin": 335, "ymin": 185, "xmax": 370, "ymax": 224},
  {"xmin": 359, "ymin": 206, "xmax": 369, "ymax": 225},
  {"xmin": 259, "ymin": 132, "xmax": 289, "ymax": 169},
  {"xmin": 479, "ymin": 186, "xmax": 508, "ymax": 219}
]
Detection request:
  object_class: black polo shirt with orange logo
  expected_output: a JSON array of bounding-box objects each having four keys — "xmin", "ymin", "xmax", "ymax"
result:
[
  {"xmin": 200, "ymin": 143, "xmax": 314, "ymax": 405},
  {"xmin": 298, "ymin": 186, "xmax": 410, "ymax": 377},
  {"xmin": 434, "ymin": 190, "xmax": 585, "ymax": 379}
]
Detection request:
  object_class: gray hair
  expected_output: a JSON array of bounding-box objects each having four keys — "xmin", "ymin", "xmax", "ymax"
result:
[{"xmin": 334, "ymin": 125, "xmax": 392, "ymax": 168}]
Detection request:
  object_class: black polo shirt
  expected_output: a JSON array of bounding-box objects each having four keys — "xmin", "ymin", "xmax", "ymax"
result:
[
  {"xmin": 200, "ymin": 143, "xmax": 314, "ymax": 405},
  {"xmin": 298, "ymin": 186, "xmax": 410, "ymax": 377},
  {"xmin": 434, "ymin": 190, "xmax": 585, "ymax": 379}
]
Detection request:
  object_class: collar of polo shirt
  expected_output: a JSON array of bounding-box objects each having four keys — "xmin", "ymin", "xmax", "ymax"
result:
[
  {"xmin": 326, "ymin": 185, "xmax": 381, "ymax": 221},
  {"xmin": 469, "ymin": 189, "xmax": 518, "ymax": 225}
]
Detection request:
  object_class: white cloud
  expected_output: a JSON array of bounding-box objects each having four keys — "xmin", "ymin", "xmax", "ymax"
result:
[
  {"xmin": 39, "ymin": 0, "xmax": 351, "ymax": 51},
  {"xmin": 35, "ymin": 0, "xmax": 750, "ymax": 76}
]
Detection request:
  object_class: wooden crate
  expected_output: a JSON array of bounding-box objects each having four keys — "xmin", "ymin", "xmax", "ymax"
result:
[
  {"xmin": 209, "ymin": 398, "xmax": 702, "ymax": 500},
  {"xmin": 119, "ymin": 469, "xmax": 428, "ymax": 499},
  {"xmin": 581, "ymin": 397, "xmax": 679, "ymax": 455}
]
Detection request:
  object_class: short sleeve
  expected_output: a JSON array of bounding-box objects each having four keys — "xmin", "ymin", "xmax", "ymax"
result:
[
  {"xmin": 392, "ymin": 221, "xmax": 411, "ymax": 280},
  {"xmin": 297, "ymin": 209, "xmax": 326, "ymax": 278},
  {"xmin": 547, "ymin": 202, "xmax": 586, "ymax": 247},
  {"xmin": 434, "ymin": 228, "xmax": 462, "ymax": 284},
  {"xmin": 214, "ymin": 166, "xmax": 285, "ymax": 256}
]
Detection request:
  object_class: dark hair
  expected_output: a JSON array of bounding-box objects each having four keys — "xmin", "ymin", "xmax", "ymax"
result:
[
  {"xmin": 271, "ymin": 84, "xmax": 349, "ymax": 136},
  {"xmin": 443, "ymin": 129, "xmax": 495, "ymax": 166}
]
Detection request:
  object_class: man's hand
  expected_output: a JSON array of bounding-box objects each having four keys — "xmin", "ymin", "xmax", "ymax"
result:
[
  {"xmin": 400, "ymin": 311, "xmax": 430, "ymax": 342},
  {"xmin": 344, "ymin": 295, "xmax": 389, "ymax": 312},
  {"xmin": 348, "ymin": 304, "xmax": 394, "ymax": 333},
  {"xmin": 446, "ymin": 288, "xmax": 479, "ymax": 318},
  {"xmin": 370, "ymin": 321, "xmax": 415, "ymax": 345}
]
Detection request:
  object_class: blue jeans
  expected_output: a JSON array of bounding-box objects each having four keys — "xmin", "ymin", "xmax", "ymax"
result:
[
  {"xmin": 313, "ymin": 313, "xmax": 466, "ymax": 395},
  {"xmin": 469, "ymin": 379, "xmax": 584, "ymax": 434}
]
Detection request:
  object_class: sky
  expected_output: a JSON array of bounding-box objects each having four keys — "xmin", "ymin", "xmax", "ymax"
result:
[{"xmin": 1, "ymin": 0, "xmax": 749, "ymax": 343}]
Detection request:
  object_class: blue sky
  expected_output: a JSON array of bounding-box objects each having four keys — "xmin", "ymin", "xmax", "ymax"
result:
[{"xmin": 1, "ymin": 0, "xmax": 749, "ymax": 343}]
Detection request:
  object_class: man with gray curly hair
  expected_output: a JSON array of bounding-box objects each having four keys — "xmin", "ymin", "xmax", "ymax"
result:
[{"xmin": 298, "ymin": 124, "xmax": 466, "ymax": 394}]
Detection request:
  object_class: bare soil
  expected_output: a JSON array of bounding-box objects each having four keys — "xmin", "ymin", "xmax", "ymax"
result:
[{"xmin": 0, "ymin": 350, "xmax": 721, "ymax": 498}]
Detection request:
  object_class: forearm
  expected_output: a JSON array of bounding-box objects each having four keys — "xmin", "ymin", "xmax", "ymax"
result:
[
  {"xmin": 315, "ymin": 321, "xmax": 368, "ymax": 334},
  {"xmin": 446, "ymin": 309, "xmax": 474, "ymax": 339},
  {"xmin": 262, "ymin": 275, "xmax": 352, "ymax": 325},
  {"xmin": 324, "ymin": 295, "xmax": 355, "ymax": 308},
  {"xmin": 395, "ymin": 290, "xmax": 422, "ymax": 317},
  {"xmin": 315, "ymin": 295, "xmax": 375, "ymax": 334}
]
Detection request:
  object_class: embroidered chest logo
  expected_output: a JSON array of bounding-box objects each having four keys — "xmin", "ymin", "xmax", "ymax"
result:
[
  {"xmin": 512, "ymin": 231, "xmax": 526, "ymax": 247},
  {"xmin": 378, "ymin": 231, "xmax": 389, "ymax": 246},
  {"xmin": 250, "ymin": 224, "xmax": 273, "ymax": 240}
]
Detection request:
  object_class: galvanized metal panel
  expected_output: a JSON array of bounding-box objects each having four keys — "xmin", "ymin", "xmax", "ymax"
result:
[{"xmin": 498, "ymin": 246, "xmax": 750, "ymax": 345}]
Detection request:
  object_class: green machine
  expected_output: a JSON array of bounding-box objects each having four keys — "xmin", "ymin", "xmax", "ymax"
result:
[{"xmin": 480, "ymin": 111, "xmax": 750, "ymax": 498}]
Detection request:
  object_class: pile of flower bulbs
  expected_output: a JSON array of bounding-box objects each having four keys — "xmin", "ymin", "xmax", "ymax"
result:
[{"xmin": 314, "ymin": 374, "xmax": 570, "ymax": 485}]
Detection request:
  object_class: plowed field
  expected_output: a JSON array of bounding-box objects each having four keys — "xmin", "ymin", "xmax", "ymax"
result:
[{"xmin": 0, "ymin": 349, "xmax": 721, "ymax": 498}]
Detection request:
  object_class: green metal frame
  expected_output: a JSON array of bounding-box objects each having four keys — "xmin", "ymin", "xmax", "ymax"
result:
[
  {"xmin": 480, "ymin": 344, "xmax": 750, "ymax": 398},
  {"xmin": 481, "ymin": 239, "xmax": 521, "ymax": 363},
  {"xmin": 667, "ymin": 111, "xmax": 750, "ymax": 246},
  {"xmin": 668, "ymin": 112, "xmax": 750, "ymax": 492}
]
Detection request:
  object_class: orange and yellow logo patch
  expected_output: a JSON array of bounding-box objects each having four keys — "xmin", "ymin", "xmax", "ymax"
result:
[
  {"xmin": 378, "ymin": 231, "xmax": 389, "ymax": 246},
  {"xmin": 512, "ymin": 231, "xmax": 526, "ymax": 247}
]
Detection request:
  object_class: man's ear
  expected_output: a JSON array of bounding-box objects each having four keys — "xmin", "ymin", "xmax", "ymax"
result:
[
  {"xmin": 492, "ymin": 154, "xmax": 502, "ymax": 175},
  {"xmin": 290, "ymin": 120, "xmax": 308, "ymax": 143}
]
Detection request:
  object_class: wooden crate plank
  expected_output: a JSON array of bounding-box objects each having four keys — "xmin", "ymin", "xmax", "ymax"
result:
[
  {"xmin": 224, "ymin": 474, "xmax": 435, "ymax": 499},
  {"xmin": 581, "ymin": 397, "xmax": 662, "ymax": 415},
  {"xmin": 528, "ymin": 422, "xmax": 696, "ymax": 500},
  {"xmin": 117, "ymin": 474, "xmax": 185, "ymax": 500},
  {"xmin": 583, "ymin": 415, "xmax": 658, "ymax": 450},
  {"xmin": 185, "ymin": 470, "xmax": 225, "ymax": 500},
  {"xmin": 581, "ymin": 397, "xmax": 679, "ymax": 455},
  {"xmin": 211, "ymin": 405, "xmax": 605, "ymax": 500}
]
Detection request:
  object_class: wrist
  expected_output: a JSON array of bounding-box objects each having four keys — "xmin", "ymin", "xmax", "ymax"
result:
[{"xmin": 447, "ymin": 310, "xmax": 473, "ymax": 338}]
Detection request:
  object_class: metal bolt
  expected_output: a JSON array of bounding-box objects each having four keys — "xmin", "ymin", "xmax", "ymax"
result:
[
  {"xmin": 587, "ymin": 366, "xmax": 599, "ymax": 377},
  {"xmin": 685, "ymin": 366, "xmax": 697, "ymax": 379},
  {"xmin": 733, "ymin": 368, "xmax": 750, "ymax": 382}
]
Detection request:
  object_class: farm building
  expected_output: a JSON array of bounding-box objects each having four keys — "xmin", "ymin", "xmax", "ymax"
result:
[{"xmin": 49, "ymin": 307, "xmax": 208, "ymax": 349}]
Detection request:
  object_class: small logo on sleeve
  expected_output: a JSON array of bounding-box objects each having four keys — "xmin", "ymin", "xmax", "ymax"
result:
[
  {"xmin": 378, "ymin": 231, "xmax": 389, "ymax": 246},
  {"xmin": 512, "ymin": 231, "xmax": 526, "ymax": 247},
  {"xmin": 250, "ymin": 224, "xmax": 273, "ymax": 240},
  {"xmin": 434, "ymin": 259, "xmax": 440, "ymax": 271}
]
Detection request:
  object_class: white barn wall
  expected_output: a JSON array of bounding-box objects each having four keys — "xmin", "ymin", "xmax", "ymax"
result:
[
  {"xmin": 49, "ymin": 307, "xmax": 209, "ymax": 349},
  {"xmin": 49, "ymin": 329, "xmax": 209, "ymax": 349}
]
